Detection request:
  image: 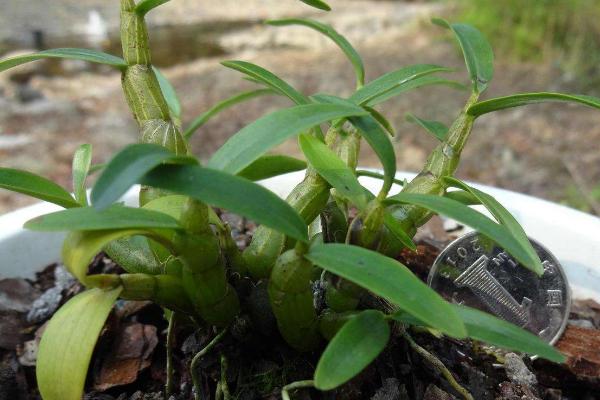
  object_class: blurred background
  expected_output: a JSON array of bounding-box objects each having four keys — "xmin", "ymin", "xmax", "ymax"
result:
[{"xmin": 1, "ymin": 0, "xmax": 599, "ymax": 215}]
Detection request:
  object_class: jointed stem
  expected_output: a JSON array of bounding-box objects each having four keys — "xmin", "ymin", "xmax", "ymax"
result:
[
  {"xmin": 281, "ymin": 380, "xmax": 315, "ymax": 400},
  {"xmin": 191, "ymin": 328, "xmax": 228, "ymax": 400},
  {"xmin": 403, "ymin": 332, "xmax": 473, "ymax": 400}
]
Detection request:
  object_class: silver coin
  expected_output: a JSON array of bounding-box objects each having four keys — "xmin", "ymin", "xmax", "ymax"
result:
[{"xmin": 427, "ymin": 232, "xmax": 571, "ymax": 345}]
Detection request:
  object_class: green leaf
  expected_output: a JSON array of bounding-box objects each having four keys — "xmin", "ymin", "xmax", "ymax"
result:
[
  {"xmin": 383, "ymin": 213, "xmax": 417, "ymax": 251},
  {"xmin": 207, "ymin": 103, "xmax": 368, "ymax": 174},
  {"xmin": 349, "ymin": 64, "xmax": 452, "ymax": 105},
  {"xmin": 406, "ymin": 113, "xmax": 448, "ymax": 141},
  {"xmin": 299, "ymin": 134, "xmax": 367, "ymax": 209},
  {"xmin": 72, "ymin": 144, "xmax": 92, "ymax": 206},
  {"xmin": 366, "ymin": 76, "xmax": 466, "ymax": 107},
  {"xmin": 311, "ymin": 94, "xmax": 396, "ymax": 195},
  {"xmin": 238, "ymin": 154, "xmax": 307, "ymax": 181},
  {"xmin": 104, "ymin": 236, "xmax": 162, "ymax": 275},
  {"xmin": 24, "ymin": 205, "xmax": 183, "ymax": 232},
  {"xmin": 141, "ymin": 164, "xmax": 308, "ymax": 242},
  {"xmin": 184, "ymin": 88, "xmax": 275, "ymax": 139},
  {"xmin": 442, "ymin": 176, "xmax": 542, "ymax": 275},
  {"xmin": 221, "ymin": 61, "xmax": 310, "ymax": 105},
  {"xmin": 432, "ymin": 19, "xmax": 493, "ymax": 94},
  {"xmin": 0, "ymin": 167, "xmax": 79, "ymax": 208},
  {"xmin": 91, "ymin": 143, "xmax": 197, "ymax": 209},
  {"xmin": 314, "ymin": 310, "xmax": 390, "ymax": 390},
  {"xmin": 0, "ymin": 48, "xmax": 127, "ymax": 73},
  {"xmin": 349, "ymin": 113, "xmax": 396, "ymax": 195},
  {"xmin": 467, "ymin": 92, "xmax": 600, "ymax": 117},
  {"xmin": 135, "ymin": 0, "xmax": 171, "ymax": 16},
  {"xmin": 267, "ymin": 18, "xmax": 364, "ymax": 87},
  {"xmin": 384, "ymin": 193, "xmax": 542, "ymax": 274},
  {"xmin": 62, "ymin": 229, "xmax": 174, "ymax": 283},
  {"xmin": 306, "ymin": 243, "xmax": 467, "ymax": 338},
  {"xmin": 37, "ymin": 287, "xmax": 122, "ymax": 400},
  {"xmin": 444, "ymin": 190, "xmax": 479, "ymax": 205},
  {"xmin": 153, "ymin": 66, "xmax": 181, "ymax": 119},
  {"xmin": 454, "ymin": 305, "xmax": 565, "ymax": 363},
  {"xmin": 364, "ymin": 106, "xmax": 395, "ymax": 136},
  {"xmin": 298, "ymin": 0, "xmax": 331, "ymax": 11}
]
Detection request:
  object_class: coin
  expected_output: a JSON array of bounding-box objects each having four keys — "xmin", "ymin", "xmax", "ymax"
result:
[{"xmin": 427, "ymin": 232, "xmax": 571, "ymax": 345}]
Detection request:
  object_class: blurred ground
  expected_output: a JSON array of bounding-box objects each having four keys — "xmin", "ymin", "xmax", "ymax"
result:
[{"xmin": 1, "ymin": 0, "xmax": 599, "ymax": 214}]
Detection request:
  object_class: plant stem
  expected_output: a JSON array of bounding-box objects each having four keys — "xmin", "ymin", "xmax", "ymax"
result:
[
  {"xmin": 403, "ymin": 332, "xmax": 474, "ymax": 400},
  {"xmin": 191, "ymin": 328, "xmax": 228, "ymax": 400},
  {"xmin": 165, "ymin": 312, "xmax": 177, "ymax": 398},
  {"xmin": 281, "ymin": 380, "xmax": 315, "ymax": 400}
]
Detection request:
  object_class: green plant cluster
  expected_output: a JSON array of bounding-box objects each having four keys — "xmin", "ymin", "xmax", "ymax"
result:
[{"xmin": 1, "ymin": 1, "xmax": 598, "ymax": 399}]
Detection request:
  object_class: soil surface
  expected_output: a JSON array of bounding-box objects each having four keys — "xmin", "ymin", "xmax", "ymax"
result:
[{"xmin": 1, "ymin": 213, "xmax": 599, "ymax": 400}]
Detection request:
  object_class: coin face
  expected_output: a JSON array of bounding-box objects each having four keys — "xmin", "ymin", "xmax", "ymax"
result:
[{"xmin": 427, "ymin": 232, "xmax": 571, "ymax": 345}]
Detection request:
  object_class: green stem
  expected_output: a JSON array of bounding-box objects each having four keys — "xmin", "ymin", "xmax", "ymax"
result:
[
  {"xmin": 378, "ymin": 92, "xmax": 479, "ymax": 255},
  {"xmin": 281, "ymin": 380, "xmax": 315, "ymax": 400},
  {"xmin": 243, "ymin": 127, "xmax": 360, "ymax": 280},
  {"xmin": 191, "ymin": 328, "xmax": 228, "ymax": 400}
]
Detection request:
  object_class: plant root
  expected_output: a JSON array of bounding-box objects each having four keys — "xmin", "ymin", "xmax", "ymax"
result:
[
  {"xmin": 191, "ymin": 327, "xmax": 228, "ymax": 400},
  {"xmin": 403, "ymin": 332, "xmax": 474, "ymax": 400},
  {"xmin": 165, "ymin": 312, "xmax": 177, "ymax": 398},
  {"xmin": 281, "ymin": 380, "xmax": 315, "ymax": 400}
]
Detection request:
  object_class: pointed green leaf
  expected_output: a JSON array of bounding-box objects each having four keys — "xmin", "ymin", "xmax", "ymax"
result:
[
  {"xmin": 184, "ymin": 88, "xmax": 276, "ymax": 139},
  {"xmin": 298, "ymin": 0, "xmax": 331, "ymax": 10},
  {"xmin": 62, "ymin": 229, "xmax": 174, "ymax": 283},
  {"xmin": 312, "ymin": 94, "xmax": 396, "ymax": 195},
  {"xmin": 349, "ymin": 113, "xmax": 396, "ymax": 195},
  {"xmin": 299, "ymin": 134, "xmax": 367, "ymax": 209},
  {"xmin": 366, "ymin": 76, "xmax": 466, "ymax": 106},
  {"xmin": 153, "ymin": 66, "xmax": 181, "ymax": 119},
  {"xmin": 141, "ymin": 164, "xmax": 308, "ymax": 242},
  {"xmin": 442, "ymin": 176, "xmax": 542, "ymax": 275},
  {"xmin": 207, "ymin": 103, "xmax": 368, "ymax": 174},
  {"xmin": 24, "ymin": 205, "xmax": 182, "ymax": 232},
  {"xmin": 315, "ymin": 310, "xmax": 389, "ymax": 390},
  {"xmin": 0, "ymin": 167, "xmax": 79, "ymax": 208},
  {"xmin": 135, "ymin": 0, "xmax": 172, "ymax": 16},
  {"xmin": 432, "ymin": 19, "xmax": 493, "ymax": 94},
  {"xmin": 72, "ymin": 144, "xmax": 92, "ymax": 206},
  {"xmin": 454, "ymin": 305, "xmax": 565, "ymax": 362},
  {"xmin": 0, "ymin": 48, "xmax": 126, "ymax": 73},
  {"xmin": 444, "ymin": 190, "xmax": 479, "ymax": 205},
  {"xmin": 306, "ymin": 243, "xmax": 467, "ymax": 338},
  {"xmin": 406, "ymin": 113, "xmax": 448, "ymax": 141},
  {"xmin": 467, "ymin": 92, "xmax": 600, "ymax": 117},
  {"xmin": 385, "ymin": 193, "xmax": 542, "ymax": 274},
  {"xmin": 238, "ymin": 154, "xmax": 307, "ymax": 181},
  {"xmin": 390, "ymin": 305, "xmax": 564, "ymax": 362},
  {"xmin": 37, "ymin": 288, "xmax": 122, "ymax": 400},
  {"xmin": 105, "ymin": 235, "xmax": 162, "ymax": 275},
  {"xmin": 91, "ymin": 143, "xmax": 197, "ymax": 209},
  {"xmin": 365, "ymin": 106, "xmax": 395, "ymax": 136},
  {"xmin": 383, "ymin": 213, "xmax": 417, "ymax": 251},
  {"xmin": 349, "ymin": 64, "xmax": 452, "ymax": 105},
  {"xmin": 221, "ymin": 61, "xmax": 309, "ymax": 105},
  {"xmin": 267, "ymin": 18, "xmax": 364, "ymax": 87}
]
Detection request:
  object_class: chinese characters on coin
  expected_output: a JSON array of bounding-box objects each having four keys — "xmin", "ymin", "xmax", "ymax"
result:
[{"xmin": 428, "ymin": 232, "xmax": 571, "ymax": 344}]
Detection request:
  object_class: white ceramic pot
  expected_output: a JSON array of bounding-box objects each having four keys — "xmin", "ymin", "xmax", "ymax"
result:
[{"xmin": 1, "ymin": 171, "xmax": 599, "ymax": 302}]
